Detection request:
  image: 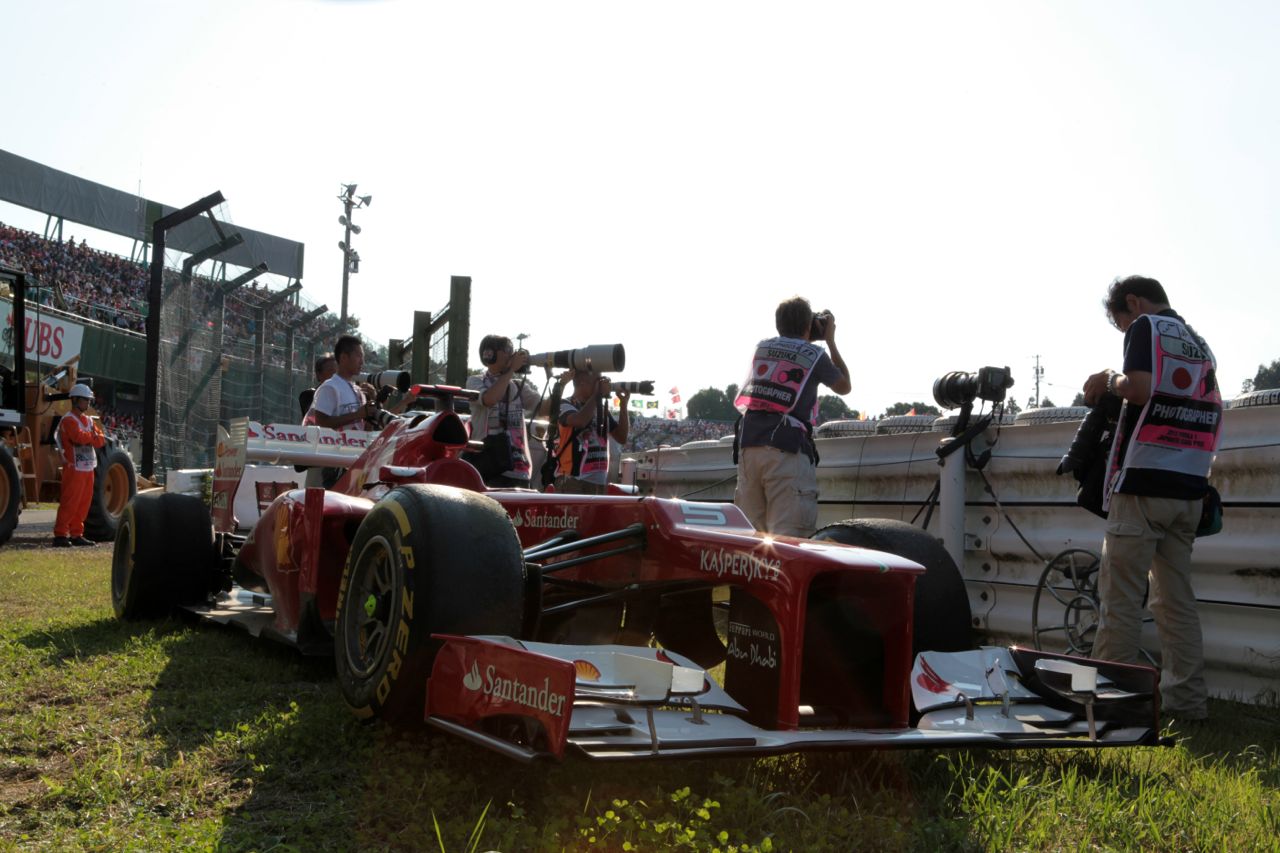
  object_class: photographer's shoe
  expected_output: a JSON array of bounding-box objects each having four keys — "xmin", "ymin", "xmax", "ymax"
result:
[
  {"xmin": 51, "ymin": 537, "xmax": 72, "ymax": 548},
  {"xmin": 70, "ymin": 537, "xmax": 97, "ymax": 547}
]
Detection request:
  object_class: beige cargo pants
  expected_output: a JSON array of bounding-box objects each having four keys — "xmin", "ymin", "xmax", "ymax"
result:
[
  {"xmin": 734, "ymin": 446, "xmax": 819, "ymax": 538},
  {"xmin": 1093, "ymin": 492, "xmax": 1208, "ymax": 717}
]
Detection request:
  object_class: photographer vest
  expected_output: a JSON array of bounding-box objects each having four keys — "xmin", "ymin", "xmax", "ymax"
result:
[
  {"xmin": 1103, "ymin": 314, "xmax": 1221, "ymax": 510},
  {"xmin": 556, "ymin": 398, "xmax": 611, "ymax": 483},
  {"xmin": 475, "ymin": 374, "xmax": 532, "ymax": 479},
  {"xmin": 734, "ymin": 336, "xmax": 823, "ymax": 429}
]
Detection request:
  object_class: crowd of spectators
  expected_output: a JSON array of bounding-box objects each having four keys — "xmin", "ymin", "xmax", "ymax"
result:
[
  {"xmin": 625, "ymin": 415, "xmax": 732, "ymax": 451},
  {"xmin": 94, "ymin": 403, "xmax": 143, "ymax": 444},
  {"xmin": 1, "ymin": 223, "xmax": 149, "ymax": 331},
  {"xmin": 0, "ymin": 222, "xmax": 345, "ymax": 365}
]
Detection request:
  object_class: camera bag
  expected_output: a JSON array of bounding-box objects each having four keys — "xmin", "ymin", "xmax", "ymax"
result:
[{"xmin": 462, "ymin": 383, "xmax": 516, "ymax": 479}]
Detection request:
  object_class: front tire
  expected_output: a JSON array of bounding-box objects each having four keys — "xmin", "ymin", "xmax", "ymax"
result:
[
  {"xmin": 334, "ymin": 484, "xmax": 526, "ymax": 725},
  {"xmin": 112, "ymin": 491, "xmax": 217, "ymax": 619},
  {"xmin": 813, "ymin": 518, "xmax": 973, "ymax": 654}
]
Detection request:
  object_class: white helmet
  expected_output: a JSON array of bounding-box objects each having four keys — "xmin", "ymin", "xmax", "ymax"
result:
[{"xmin": 69, "ymin": 384, "xmax": 94, "ymax": 400}]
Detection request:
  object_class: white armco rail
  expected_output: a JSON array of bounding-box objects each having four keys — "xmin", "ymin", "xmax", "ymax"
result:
[{"xmin": 630, "ymin": 405, "xmax": 1280, "ymax": 706}]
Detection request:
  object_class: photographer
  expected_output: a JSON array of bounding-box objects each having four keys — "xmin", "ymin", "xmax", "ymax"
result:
[
  {"xmin": 1081, "ymin": 275, "xmax": 1222, "ymax": 721},
  {"xmin": 298, "ymin": 353, "xmax": 337, "ymax": 420},
  {"xmin": 465, "ymin": 334, "xmax": 545, "ymax": 488},
  {"xmin": 305, "ymin": 334, "xmax": 378, "ymax": 487},
  {"xmin": 733, "ymin": 296, "xmax": 850, "ymax": 538},
  {"xmin": 554, "ymin": 367, "xmax": 630, "ymax": 495}
]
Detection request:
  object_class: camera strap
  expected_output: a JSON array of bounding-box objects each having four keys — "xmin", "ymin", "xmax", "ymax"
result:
[{"xmin": 936, "ymin": 412, "xmax": 993, "ymax": 467}]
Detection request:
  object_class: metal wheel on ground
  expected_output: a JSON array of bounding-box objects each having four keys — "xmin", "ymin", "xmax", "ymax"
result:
[{"xmin": 1031, "ymin": 548, "xmax": 1101, "ymax": 655}]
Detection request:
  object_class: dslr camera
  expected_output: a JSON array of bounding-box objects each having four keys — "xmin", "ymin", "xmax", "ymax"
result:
[
  {"xmin": 933, "ymin": 366, "xmax": 1015, "ymax": 409},
  {"xmin": 810, "ymin": 310, "xmax": 833, "ymax": 340}
]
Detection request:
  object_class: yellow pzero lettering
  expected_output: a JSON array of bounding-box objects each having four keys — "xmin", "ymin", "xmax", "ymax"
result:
[
  {"xmin": 400, "ymin": 545, "xmax": 415, "ymax": 569},
  {"xmin": 387, "ymin": 649, "xmax": 402, "ymax": 680},
  {"xmin": 376, "ymin": 675, "xmax": 390, "ymax": 703},
  {"xmin": 395, "ymin": 620, "xmax": 410, "ymax": 654},
  {"xmin": 402, "ymin": 589, "xmax": 414, "ymax": 620},
  {"xmin": 386, "ymin": 500, "xmax": 413, "ymax": 536}
]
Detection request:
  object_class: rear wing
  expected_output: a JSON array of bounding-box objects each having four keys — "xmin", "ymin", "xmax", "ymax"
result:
[{"xmin": 211, "ymin": 417, "xmax": 378, "ymax": 531}]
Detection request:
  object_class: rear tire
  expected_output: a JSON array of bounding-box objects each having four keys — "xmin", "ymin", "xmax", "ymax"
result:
[
  {"xmin": 0, "ymin": 447, "xmax": 19, "ymax": 548},
  {"xmin": 812, "ymin": 518, "xmax": 973, "ymax": 654},
  {"xmin": 112, "ymin": 491, "xmax": 217, "ymax": 620},
  {"xmin": 334, "ymin": 484, "xmax": 526, "ymax": 725},
  {"xmin": 85, "ymin": 446, "xmax": 137, "ymax": 542}
]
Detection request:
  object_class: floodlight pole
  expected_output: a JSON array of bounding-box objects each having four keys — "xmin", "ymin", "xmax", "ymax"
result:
[
  {"xmin": 142, "ymin": 191, "xmax": 224, "ymax": 480},
  {"xmin": 338, "ymin": 183, "xmax": 369, "ymax": 328}
]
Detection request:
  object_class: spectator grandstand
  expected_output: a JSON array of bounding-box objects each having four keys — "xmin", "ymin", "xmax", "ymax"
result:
[
  {"xmin": 625, "ymin": 415, "xmax": 732, "ymax": 451},
  {"xmin": 1, "ymin": 221, "xmax": 355, "ymax": 368}
]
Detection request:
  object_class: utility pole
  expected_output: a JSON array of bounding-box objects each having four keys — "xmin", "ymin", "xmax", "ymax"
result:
[
  {"xmin": 1033, "ymin": 355, "xmax": 1044, "ymax": 408},
  {"xmin": 337, "ymin": 183, "xmax": 371, "ymax": 327}
]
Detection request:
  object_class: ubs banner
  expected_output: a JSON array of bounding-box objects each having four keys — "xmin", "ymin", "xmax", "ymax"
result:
[{"xmin": 0, "ymin": 299, "xmax": 86, "ymax": 365}]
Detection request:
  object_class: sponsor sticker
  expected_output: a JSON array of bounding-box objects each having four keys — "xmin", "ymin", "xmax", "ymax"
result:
[
  {"xmin": 511, "ymin": 507, "xmax": 580, "ymax": 530},
  {"xmin": 698, "ymin": 547, "xmax": 781, "ymax": 582},
  {"xmin": 462, "ymin": 659, "xmax": 568, "ymax": 717}
]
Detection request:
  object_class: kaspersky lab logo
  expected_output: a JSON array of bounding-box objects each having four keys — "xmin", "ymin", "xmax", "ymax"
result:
[{"xmin": 461, "ymin": 659, "xmax": 568, "ymax": 717}]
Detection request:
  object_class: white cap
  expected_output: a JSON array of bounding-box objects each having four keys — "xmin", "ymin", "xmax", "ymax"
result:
[{"xmin": 69, "ymin": 383, "xmax": 94, "ymax": 400}]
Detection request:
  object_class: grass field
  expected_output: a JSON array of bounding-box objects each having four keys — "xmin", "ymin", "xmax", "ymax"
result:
[{"xmin": 2, "ymin": 530, "xmax": 1277, "ymax": 852}]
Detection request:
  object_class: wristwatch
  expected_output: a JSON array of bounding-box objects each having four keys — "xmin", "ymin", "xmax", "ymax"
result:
[{"xmin": 1106, "ymin": 371, "xmax": 1120, "ymax": 396}]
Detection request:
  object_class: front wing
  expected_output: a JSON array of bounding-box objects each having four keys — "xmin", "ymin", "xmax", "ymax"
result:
[{"xmin": 425, "ymin": 636, "xmax": 1167, "ymax": 762}]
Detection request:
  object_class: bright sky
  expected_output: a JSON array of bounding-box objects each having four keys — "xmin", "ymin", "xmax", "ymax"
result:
[{"xmin": 3, "ymin": 1, "xmax": 1278, "ymax": 417}]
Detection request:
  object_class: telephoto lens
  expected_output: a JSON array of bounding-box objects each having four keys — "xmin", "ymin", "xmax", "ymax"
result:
[
  {"xmin": 612, "ymin": 380, "xmax": 655, "ymax": 395},
  {"xmin": 527, "ymin": 344, "xmax": 626, "ymax": 373},
  {"xmin": 366, "ymin": 370, "xmax": 412, "ymax": 393}
]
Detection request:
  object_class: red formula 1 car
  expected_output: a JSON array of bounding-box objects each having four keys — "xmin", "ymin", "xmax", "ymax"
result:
[{"xmin": 111, "ymin": 387, "xmax": 1166, "ymax": 761}]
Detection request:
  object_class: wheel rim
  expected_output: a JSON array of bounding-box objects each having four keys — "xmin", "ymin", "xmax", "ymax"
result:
[
  {"xmin": 1032, "ymin": 549, "xmax": 1101, "ymax": 654},
  {"xmin": 103, "ymin": 462, "xmax": 131, "ymax": 519},
  {"xmin": 111, "ymin": 515, "xmax": 134, "ymax": 605},
  {"xmin": 340, "ymin": 534, "xmax": 401, "ymax": 680}
]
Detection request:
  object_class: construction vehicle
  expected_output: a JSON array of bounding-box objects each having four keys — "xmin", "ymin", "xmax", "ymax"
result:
[{"xmin": 0, "ymin": 265, "xmax": 137, "ymax": 545}]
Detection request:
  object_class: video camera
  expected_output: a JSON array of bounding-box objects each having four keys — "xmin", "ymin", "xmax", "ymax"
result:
[
  {"xmin": 523, "ymin": 344, "xmax": 625, "ymax": 374},
  {"xmin": 933, "ymin": 366, "xmax": 1015, "ymax": 410}
]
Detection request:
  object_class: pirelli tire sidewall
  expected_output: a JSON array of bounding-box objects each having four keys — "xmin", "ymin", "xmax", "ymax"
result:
[
  {"xmin": 112, "ymin": 491, "xmax": 216, "ymax": 620},
  {"xmin": 813, "ymin": 518, "xmax": 973, "ymax": 655},
  {"xmin": 333, "ymin": 484, "xmax": 525, "ymax": 726}
]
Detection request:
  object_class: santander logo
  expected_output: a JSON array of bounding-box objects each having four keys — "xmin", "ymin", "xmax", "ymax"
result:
[
  {"xmin": 460, "ymin": 658, "xmax": 568, "ymax": 717},
  {"xmin": 510, "ymin": 507, "xmax": 579, "ymax": 530},
  {"xmin": 462, "ymin": 662, "xmax": 483, "ymax": 691}
]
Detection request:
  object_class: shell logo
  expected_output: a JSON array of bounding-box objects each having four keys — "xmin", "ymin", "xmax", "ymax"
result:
[{"xmin": 573, "ymin": 659, "xmax": 601, "ymax": 682}]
